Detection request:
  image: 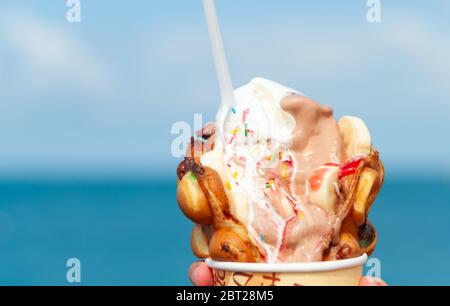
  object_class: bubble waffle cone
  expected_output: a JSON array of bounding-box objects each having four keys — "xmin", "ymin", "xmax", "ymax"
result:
[
  {"xmin": 179, "ymin": 162, "xmax": 262, "ymax": 262},
  {"xmin": 177, "ymin": 124, "xmax": 384, "ymax": 263},
  {"xmin": 324, "ymin": 150, "xmax": 384, "ymax": 260}
]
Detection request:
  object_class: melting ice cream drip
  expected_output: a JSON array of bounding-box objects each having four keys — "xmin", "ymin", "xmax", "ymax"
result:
[{"xmin": 219, "ymin": 78, "xmax": 297, "ymax": 261}]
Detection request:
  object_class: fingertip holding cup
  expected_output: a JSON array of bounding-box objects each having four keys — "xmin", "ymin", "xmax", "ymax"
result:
[
  {"xmin": 206, "ymin": 254, "xmax": 368, "ymax": 286},
  {"xmin": 189, "ymin": 261, "xmax": 214, "ymax": 286},
  {"xmin": 359, "ymin": 276, "xmax": 388, "ymax": 287}
]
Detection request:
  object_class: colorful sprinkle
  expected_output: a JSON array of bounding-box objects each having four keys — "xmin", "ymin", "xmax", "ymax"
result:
[
  {"xmin": 271, "ymin": 153, "xmax": 277, "ymax": 162},
  {"xmin": 261, "ymin": 234, "xmax": 265, "ymax": 242},
  {"xmin": 226, "ymin": 181, "xmax": 233, "ymax": 191},
  {"xmin": 229, "ymin": 135, "xmax": 236, "ymax": 145},
  {"xmin": 188, "ymin": 172, "xmax": 197, "ymax": 182},
  {"xmin": 231, "ymin": 107, "xmax": 237, "ymax": 114},
  {"xmin": 243, "ymin": 108, "xmax": 250, "ymax": 122},
  {"xmin": 282, "ymin": 163, "xmax": 287, "ymax": 178},
  {"xmin": 279, "ymin": 152, "xmax": 283, "ymax": 160},
  {"xmin": 298, "ymin": 211, "xmax": 305, "ymax": 220},
  {"xmin": 231, "ymin": 128, "xmax": 240, "ymax": 135},
  {"xmin": 233, "ymin": 171, "xmax": 238, "ymax": 179},
  {"xmin": 265, "ymin": 179, "xmax": 275, "ymax": 189}
]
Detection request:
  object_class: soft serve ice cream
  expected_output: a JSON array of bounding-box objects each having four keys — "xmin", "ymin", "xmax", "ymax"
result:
[
  {"xmin": 216, "ymin": 78, "xmax": 347, "ymax": 262},
  {"xmin": 177, "ymin": 78, "xmax": 383, "ymax": 263}
]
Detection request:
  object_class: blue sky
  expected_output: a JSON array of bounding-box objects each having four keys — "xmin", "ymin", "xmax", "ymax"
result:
[{"xmin": 0, "ymin": 0, "xmax": 449, "ymax": 178}]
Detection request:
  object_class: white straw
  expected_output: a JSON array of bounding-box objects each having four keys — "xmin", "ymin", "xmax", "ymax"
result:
[{"xmin": 202, "ymin": 0, "xmax": 236, "ymax": 144}]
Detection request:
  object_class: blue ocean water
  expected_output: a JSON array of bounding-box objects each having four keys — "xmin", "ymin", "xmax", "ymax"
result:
[{"xmin": 0, "ymin": 175, "xmax": 449, "ymax": 285}]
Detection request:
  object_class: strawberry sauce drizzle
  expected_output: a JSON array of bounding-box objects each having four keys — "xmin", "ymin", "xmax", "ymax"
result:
[{"xmin": 325, "ymin": 157, "xmax": 364, "ymax": 179}]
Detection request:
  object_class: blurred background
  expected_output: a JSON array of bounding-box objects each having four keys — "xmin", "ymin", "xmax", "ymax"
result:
[{"xmin": 0, "ymin": 0, "xmax": 449, "ymax": 285}]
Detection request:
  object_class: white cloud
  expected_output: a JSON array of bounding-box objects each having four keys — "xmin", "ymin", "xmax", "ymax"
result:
[{"xmin": 0, "ymin": 8, "xmax": 112, "ymax": 97}]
